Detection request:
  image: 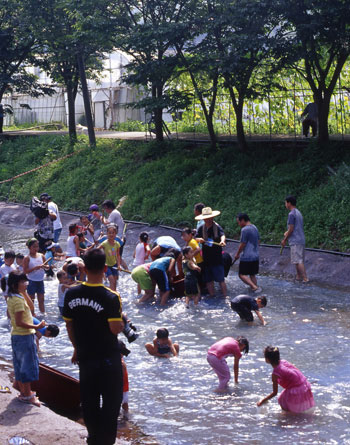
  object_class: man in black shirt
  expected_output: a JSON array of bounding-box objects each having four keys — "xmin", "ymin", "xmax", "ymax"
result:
[
  {"xmin": 195, "ymin": 207, "xmax": 227, "ymax": 297},
  {"xmin": 63, "ymin": 248, "xmax": 124, "ymax": 445},
  {"xmin": 230, "ymin": 294, "xmax": 267, "ymax": 325}
]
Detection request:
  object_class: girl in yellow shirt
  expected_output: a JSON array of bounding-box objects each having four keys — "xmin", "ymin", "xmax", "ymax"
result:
[{"xmin": 100, "ymin": 224, "xmax": 121, "ymax": 291}]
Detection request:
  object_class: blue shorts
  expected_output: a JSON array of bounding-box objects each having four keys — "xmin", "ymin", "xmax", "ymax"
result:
[
  {"xmin": 149, "ymin": 268, "xmax": 170, "ymax": 292},
  {"xmin": 106, "ymin": 266, "xmax": 119, "ymax": 278},
  {"xmin": 53, "ymin": 228, "xmax": 62, "ymax": 243},
  {"xmin": 27, "ymin": 280, "xmax": 45, "ymax": 295},
  {"xmin": 11, "ymin": 334, "xmax": 39, "ymax": 383},
  {"xmin": 203, "ymin": 264, "xmax": 225, "ymax": 283}
]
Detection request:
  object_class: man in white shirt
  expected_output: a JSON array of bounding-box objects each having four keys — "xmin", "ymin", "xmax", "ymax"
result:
[
  {"xmin": 101, "ymin": 199, "xmax": 125, "ymax": 235},
  {"xmin": 40, "ymin": 193, "xmax": 63, "ymax": 243}
]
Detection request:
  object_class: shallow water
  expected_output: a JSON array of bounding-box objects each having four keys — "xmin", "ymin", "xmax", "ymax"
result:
[{"xmin": 0, "ymin": 223, "xmax": 349, "ymax": 444}]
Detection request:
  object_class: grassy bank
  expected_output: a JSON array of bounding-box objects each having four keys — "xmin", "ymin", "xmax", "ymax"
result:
[{"xmin": 0, "ymin": 134, "xmax": 349, "ymax": 251}]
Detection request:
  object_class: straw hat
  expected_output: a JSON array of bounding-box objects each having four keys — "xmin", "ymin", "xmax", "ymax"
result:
[{"xmin": 195, "ymin": 207, "xmax": 221, "ymax": 220}]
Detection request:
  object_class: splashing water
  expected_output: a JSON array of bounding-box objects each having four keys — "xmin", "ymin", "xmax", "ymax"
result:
[{"xmin": 0, "ymin": 223, "xmax": 349, "ymax": 444}]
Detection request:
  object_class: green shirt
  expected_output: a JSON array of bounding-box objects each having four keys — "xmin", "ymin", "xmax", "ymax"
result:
[
  {"xmin": 101, "ymin": 239, "xmax": 120, "ymax": 267},
  {"xmin": 7, "ymin": 293, "xmax": 35, "ymax": 336}
]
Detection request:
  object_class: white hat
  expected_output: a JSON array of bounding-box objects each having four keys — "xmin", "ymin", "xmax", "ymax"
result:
[
  {"xmin": 195, "ymin": 207, "xmax": 221, "ymax": 220},
  {"xmin": 46, "ymin": 242, "xmax": 60, "ymax": 250}
]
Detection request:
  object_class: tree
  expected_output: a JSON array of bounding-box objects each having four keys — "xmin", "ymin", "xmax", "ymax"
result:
[
  {"xmin": 174, "ymin": 3, "xmax": 220, "ymax": 149},
  {"xmin": 31, "ymin": 0, "xmax": 110, "ymax": 145},
  {"xmin": 277, "ymin": 0, "xmax": 350, "ymax": 144},
  {"xmin": 200, "ymin": 0, "xmax": 280, "ymax": 151},
  {"xmin": 111, "ymin": 0, "xmax": 197, "ymax": 142},
  {"xmin": 0, "ymin": 0, "xmax": 53, "ymax": 120}
]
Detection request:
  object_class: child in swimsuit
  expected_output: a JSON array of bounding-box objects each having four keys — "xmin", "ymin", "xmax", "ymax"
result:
[{"xmin": 145, "ymin": 328, "xmax": 179, "ymax": 358}]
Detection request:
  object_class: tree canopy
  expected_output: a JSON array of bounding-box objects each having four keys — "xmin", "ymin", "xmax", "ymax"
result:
[{"xmin": 0, "ymin": 0, "xmax": 349, "ymax": 147}]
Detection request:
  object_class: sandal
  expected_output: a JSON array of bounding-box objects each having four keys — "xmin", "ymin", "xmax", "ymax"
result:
[
  {"xmin": 18, "ymin": 395, "xmax": 41, "ymax": 407},
  {"xmin": 0, "ymin": 385, "xmax": 11, "ymax": 393}
]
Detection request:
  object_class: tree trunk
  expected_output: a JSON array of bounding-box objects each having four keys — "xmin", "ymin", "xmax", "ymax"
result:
[
  {"xmin": 227, "ymin": 85, "xmax": 248, "ymax": 151},
  {"xmin": 154, "ymin": 107, "xmax": 164, "ymax": 142},
  {"xmin": 316, "ymin": 93, "xmax": 331, "ymax": 144},
  {"xmin": 236, "ymin": 104, "xmax": 248, "ymax": 152},
  {"xmin": 153, "ymin": 84, "xmax": 164, "ymax": 142},
  {"xmin": 176, "ymin": 48, "xmax": 218, "ymax": 149},
  {"xmin": 76, "ymin": 53, "xmax": 96, "ymax": 147},
  {"xmin": 66, "ymin": 83, "xmax": 77, "ymax": 143}
]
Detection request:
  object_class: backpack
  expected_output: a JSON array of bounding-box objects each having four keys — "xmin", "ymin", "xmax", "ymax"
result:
[{"xmin": 30, "ymin": 196, "xmax": 49, "ymax": 219}]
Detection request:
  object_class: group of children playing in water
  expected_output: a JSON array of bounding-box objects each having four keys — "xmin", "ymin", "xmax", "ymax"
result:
[{"xmin": 0, "ymin": 200, "xmax": 315, "ymax": 414}]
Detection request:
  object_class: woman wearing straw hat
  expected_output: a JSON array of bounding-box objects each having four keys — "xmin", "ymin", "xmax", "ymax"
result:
[{"xmin": 195, "ymin": 207, "xmax": 227, "ymax": 298}]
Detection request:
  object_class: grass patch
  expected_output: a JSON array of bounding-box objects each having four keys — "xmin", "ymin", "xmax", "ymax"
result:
[{"xmin": 0, "ymin": 135, "xmax": 349, "ymax": 251}]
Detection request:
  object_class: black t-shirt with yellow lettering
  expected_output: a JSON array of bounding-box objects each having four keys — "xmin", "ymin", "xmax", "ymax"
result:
[{"xmin": 63, "ymin": 282, "xmax": 122, "ymax": 361}]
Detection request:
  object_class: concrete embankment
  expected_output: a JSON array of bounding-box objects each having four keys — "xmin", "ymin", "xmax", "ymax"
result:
[
  {"xmin": 0, "ymin": 201, "xmax": 349, "ymax": 289},
  {"xmin": 0, "ymin": 367, "xmax": 86, "ymax": 445}
]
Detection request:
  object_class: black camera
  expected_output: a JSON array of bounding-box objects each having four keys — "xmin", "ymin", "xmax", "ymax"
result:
[
  {"xmin": 118, "ymin": 340, "xmax": 131, "ymax": 356},
  {"xmin": 122, "ymin": 314, "xmax": 139, "ymax": 343}
]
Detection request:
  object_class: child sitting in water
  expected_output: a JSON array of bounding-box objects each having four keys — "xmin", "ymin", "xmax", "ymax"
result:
[
  {"xmin": 257, "ymin": 346, "xmax": 315, "ymax": 413},
  {"xmin": 182, "ymin": 246, "xmax": 201, "ymax": 308},
  {"xmin": 145, "ymin": 328, "xmax": 179, "ymax": 358}
]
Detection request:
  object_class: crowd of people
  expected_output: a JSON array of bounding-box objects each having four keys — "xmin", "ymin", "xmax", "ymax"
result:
[{"xmin": 1, "ymin": 193, "xmax": 314, "ymax": 445}]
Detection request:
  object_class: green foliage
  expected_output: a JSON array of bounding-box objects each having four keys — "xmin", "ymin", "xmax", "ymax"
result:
[
  {"xmin": 0, "ymin": 135, "xmax": 350, "ymax": 251},
  {"xmin": 111, "ymin": 120, "xmax": 146, "ymax": 132}
]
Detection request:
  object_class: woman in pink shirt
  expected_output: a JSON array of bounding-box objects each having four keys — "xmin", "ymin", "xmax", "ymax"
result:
[
  {"xmin": 257, "ymin": 346, "xmax": 315, "ymax": 413},
  {"xmin": 207, "ymin": 336, "xmax": 249, "ymax": 393}
]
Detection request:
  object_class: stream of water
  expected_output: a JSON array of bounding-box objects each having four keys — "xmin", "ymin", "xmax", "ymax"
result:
[{"xmin": 0, "ymin": 223, "xmax": 349, "ymax": 444}]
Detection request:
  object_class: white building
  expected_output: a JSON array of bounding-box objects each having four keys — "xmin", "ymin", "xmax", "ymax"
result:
[{"xmin": 3, "ymin": 51, "xmax": 145, "ymax": 129}]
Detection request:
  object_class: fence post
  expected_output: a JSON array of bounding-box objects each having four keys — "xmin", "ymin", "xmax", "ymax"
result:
[{"xmin": 7, "ymin": 180, "xmax": 13, "ymax": 202}]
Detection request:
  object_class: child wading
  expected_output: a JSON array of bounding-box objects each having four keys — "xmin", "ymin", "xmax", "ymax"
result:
[
  {"xmin": 182, "ymin": 246, "xmax": 201, "ymax": 308},
  {"xmin": 207, "ymin": 336, "xmax": 249, "ymax": 393},
  {"xmin": 23, "ymin": 239, "xmax": 47, "ymax": 313},
  {"xmin": 99, "ymin": 224, "xmax": 121, "ymax": 291},
  {"xmin": 257, "ymin": 346, "xmax": 315, "ymax": 413},
  {"xmin": 133, "ymin": 232, "xmax": 150, "ymax": 294}
]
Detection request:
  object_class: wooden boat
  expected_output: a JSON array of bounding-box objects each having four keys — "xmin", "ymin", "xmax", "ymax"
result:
[
  {"xmin": 32, "ymin": 363, "xmax": 80, "ymax": 414},
  {"xmin": 170, "ymin": 275, "xmax": 185, "ymax": 298}
]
